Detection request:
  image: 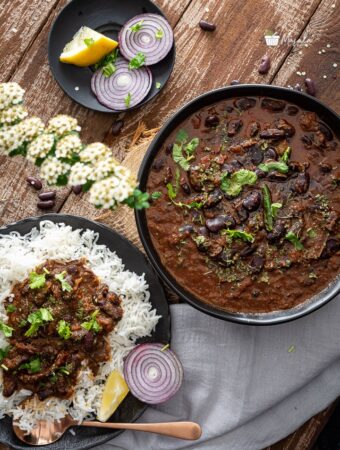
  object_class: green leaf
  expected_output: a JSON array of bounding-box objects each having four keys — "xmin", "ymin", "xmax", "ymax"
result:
[
  {"xmin": 130, "ymin": 20, "xmax": 144, "ymax": 32},
  {"xmin": 175, "ymin": 129, "xmax": 188, "ymax": 145},
  {"xmin": 128, "ymin": 52, "xmax": 146, "ymax": 70},
  {"xmin": 262, "ymin": 184, "xmax": 273, "ymax": 231},
  {"xmin": 280, "ymin": 146, "xmax": 291, "ymax": 163},
  {"xmin": 176, "ymin": 201, "xmax": 203, "ymax": 210},
  {"xmin": 223, "ymin": 229, "xmax": 255, "ymax": 243},
  {"xmin": 307, "ymin": 228, "xmax": 316, "ymax": 238},
  {"xmin": 0, "ymin": 321, "xmax": 14, "ymax": 338},
  {"xmin": 84, "ymin": 38, "xmax": 95, "ymax": 47},
  {"xmin": 220, "ymin": 170, "xmax": 257, "ymax": 197},
  {"xmin": 29, "ymin": 271, "xmax": 46, "ymax": 289},
  {"xmin": 25, "ymin": 308, "xmax": 54, "ymax": 337},
  {"xmin": 151, "ymin": 191, "xmax": 162, "ymax": 200},
  {"xmin": 285, "ymin": 231, "xmax": 304, "ymax": 250},
  {"xmin": 56, "ymin": 174, "xmax": 69, "ymax": 186},
  {"xmin": 155, "ymin": 28, "xmax": 164, "ymax": 40},
  {"xmin": 81, "ymin": 310, "xmax": 101, "ymax": 333},
  {"xmin": 102, "ymin": 63, "xmax": 116, "ymax": 77},
  {"xmin": 258, "ymin": 161, "xmax": 289, "ymax": 173},
  {"xmin": 19, "ymin": 357, "xmax": 41, "ymax": 374},
  {"xmin": 172, "ymin": 143, "xmax": 190, "ymax": 171},
  {"xmin": 6, "ymin": 304, "xmax": 16, "ymax": 313},
  {"xmin": 94, "ymin": 49, "xmax": 118, "ymax": 70},
  {"xmin": 166, "ymin": 183, "xmax": 177, "ymax": 200},
  {"xmin": 123, "ymin": 189, "xmax": 150, "ymax": 209},
  {"xmin": 156, "ymin": 82, "xmax": 161, "ymax": 89},
  {"xmin": 124, "ymin": 93, "xmax": 132, "ymax": 108},
  {"xmin": 271, "ymin": 202, "xmax": 282, "ymax": 219},
  {"xmin": 184, "ymin": 138, "xmax": 200, "ymax": 156},
  {"xmin": 55, "ymin": 271, "xmax": 72, "ymax": 292},
  {"xmin": 57, "ymin": 320, "xmax": 71, "ymax": 340}
]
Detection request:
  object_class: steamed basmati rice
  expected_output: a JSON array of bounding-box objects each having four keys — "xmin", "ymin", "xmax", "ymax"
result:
[{"xmin": 0, "ymin": 221, "xmax": 160, "ymax": 431}]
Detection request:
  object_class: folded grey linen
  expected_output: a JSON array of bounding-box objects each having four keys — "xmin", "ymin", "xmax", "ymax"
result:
[{"xmin": 94, "ymin": 298, "xmax": 340, "ymax": 450}]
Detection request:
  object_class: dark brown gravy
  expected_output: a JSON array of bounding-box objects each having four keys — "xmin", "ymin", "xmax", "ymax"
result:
[{"xmin": 146, "ymin": 97, "xmax": 340, "ymax": 313}]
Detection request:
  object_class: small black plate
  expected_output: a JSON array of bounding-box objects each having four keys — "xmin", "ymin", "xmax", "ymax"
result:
[
  {"xmin": 48, "ymin": 0, "xmax": 175, "ymax": 113},
  {"xmin": 0, "ymin": 214, "xmax": 170, "ymax": 450}
]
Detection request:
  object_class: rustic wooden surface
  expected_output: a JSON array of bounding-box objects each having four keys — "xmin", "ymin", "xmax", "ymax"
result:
[{"xmin": 0, "ymin": 0, "xmax": 339, "ymax": 448}]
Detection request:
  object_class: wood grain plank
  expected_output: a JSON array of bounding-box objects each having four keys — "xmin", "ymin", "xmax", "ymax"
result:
[
  {"xmin": 0, "ymin": 0, "xmax": 60, "ymax": 81},
  {"xmin": 273, "ymin": 0, "xmax": 339, "ymax": 111}
]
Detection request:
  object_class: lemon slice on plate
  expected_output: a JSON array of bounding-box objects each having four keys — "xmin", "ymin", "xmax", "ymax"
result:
[
  {"xmin": 60, "ymin": 26, "xmax": 118, "ymax": 67},
  {"xmin": 97, "ymin": 370, "xmax": 130, "ymax": 422}
]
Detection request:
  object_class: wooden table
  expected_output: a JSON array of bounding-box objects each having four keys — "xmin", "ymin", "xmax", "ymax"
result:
[{"xmin": 0, "ymin": 0, "xmax": 339, "ymax": 448}]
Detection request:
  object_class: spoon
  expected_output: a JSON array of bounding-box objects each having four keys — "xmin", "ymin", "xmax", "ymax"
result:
[{"xmin": 13, "ymin": 417, "xmax": 202, "ymax": 445}]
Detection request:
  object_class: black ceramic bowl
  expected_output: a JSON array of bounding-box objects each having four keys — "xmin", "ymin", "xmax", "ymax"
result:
[
  {"xmin": 135, "ymin": 84, "xmax": 340, "ymax": 325},
  {"xmin": 48, "ymin": 0, "xmax": 175, "ymax": 113},
  {"xmin": 0, "ymin": 214, "xmax": 170, "ymax": 450}
]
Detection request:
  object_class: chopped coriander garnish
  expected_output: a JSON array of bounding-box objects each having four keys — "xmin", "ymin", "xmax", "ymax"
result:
[
  {"xmin": 223, "ymin": 229, "xmax": 255, "ymax": 243},
  {"xmin": 160, "ymin": 343, "xmax": 170, "ymax": 352},
  {"xmin": 124, "ymin": 92, "xmax": 132, "ymax": 108},
  {"xmin": 130, "ymin": 20, "xmax": 144, "ymax": 32},
  {"xmin": 166, "ymin": 168, "xmax": 180, "ymax": 201},
  {"xmin": 102, "ymin": 63, "xmax": 116, "ymax": 77},
  {"xmin": 280, "ymin": 146, "xmax": 291, "ymax": 163},
  {"xmin": 156, "ymin": 82, "xmax": 161, "ymax": 89},
  {"xmin": 25, "ymin": 308, "xmax": 53, "ymax": 337},
  {"xmin": 19, "ymin": 319, "xmax": 27, "ymax": 328},
  {"xmin": 6, "ymin": 304, "xmax": 16, "ymax": 313},
  {"xmin": 151, "ymin": 191, "xmax": 162, "ymax": 200},
  {"xmin": 59, "ymin": 365, "xmax": 72, "ymax": 375},
  {"xmin": 94, "ymin": 49, "xmax": 119, "ymax": 76},
  {"xmin": 284, "ymin": 231, "xmax": 304, "ymax": 250},
  {"xmin": 57, "ymin": 320, "xmax": 72, "ymax": 340},
  {"xmin": 287, "ymin": 345, "xmax": 296, "ymax": 353},
  {"xmin": 172, "ymin": 130, "xmax": 200, "ymax": 171},
  {"xmin": 19, "ymin": 357, "xmax": 41, "ymax": 374},
  {"xmin": 262, "ymin": 184, "xmax": 282, "ymax": 231},
  {"xmin": 155, "ymin": 28, "xmax": 164, "ymax": 39},
  {"xmin": 0, "ymin": 346, "xmax": 10, "ymax": 362},
  {"xmin": 55, "ymin": 271, "xmax": 72, "ymax": 292},
  {"xmin": 128, "ymin": 52, "xmax": 146, "ymax": 70},
  {"xmin": 29, "ymin": 271, "xmax": 46, "ymax": 289},
  {"xmin": 84, "ymin": 38, "xmax": 95, "ymax": 47},
  {"xmin": 258, "ymin": 161, "xmax": 289, "ymax": 174},
  {"xmin": 307, "ymin": 228, "xmax": 316, "ymax": 238},
  {"xmin": 0, "ymin": 321, "xmax": 14, "ymax": 338},
  {"xmin": 81, "ymin": 310, "xmax": 101, "ymax": 333},
  {"xmin": 220, "ymin": 170, "xmax": 257, "ymax": 197}
]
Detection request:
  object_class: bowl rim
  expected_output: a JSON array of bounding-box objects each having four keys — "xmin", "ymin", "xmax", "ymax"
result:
[{"xmin": 135, "ymin": 83, "xmax": 340, "ymax": 325}]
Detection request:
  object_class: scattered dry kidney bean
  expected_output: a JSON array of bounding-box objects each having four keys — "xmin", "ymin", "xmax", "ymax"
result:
[
  {"xmin": 258, "ymin": 55, "xmax": 271, "ymax": 74},
  {"xmin": 72, "ymin": 185, "xmax": 82, "ymax": 195},
  {"xmin": 111, "ymin": 120, "xmax": 124, "ymax": 136},
  {"xmin": 294, "ymin": 83, "xmax": 302, "ymax": 91},
  {"xmin": 230, "ymin": 80, "xmax": 240, "ymax": 85},
  {"xmin": 199, "ymin": 20, "xmax": 216, "ymax": 31},
  {"xmin": 26, "ymin": 176, "xmax": 42, "ymax": 190},
  {"xmin": 37, "ymin": 200, "xmax": 55, "ymax": 210},
  {"xmin": 304, "ymin": 78, "xmax": 316, "ymax": 96},
  {"xmin": 38, "ymin": 191, "xmax": 56, "ymax": 201}
]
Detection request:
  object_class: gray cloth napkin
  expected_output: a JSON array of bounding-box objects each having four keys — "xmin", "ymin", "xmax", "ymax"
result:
[{"xmin": 95, "ymin": 297, "xmax": 340, "ymax": 450}]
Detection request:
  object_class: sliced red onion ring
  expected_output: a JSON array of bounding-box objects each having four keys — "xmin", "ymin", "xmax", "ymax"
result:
[
  {"xmin": 91, "ymin": 56, "xmax": 152, "ymax": 110},
  {"xmin": 123, "ymin": 343, "xmax": 183, "ymax": 404},
  {"xmin": 119, "ymin": 14, "xmax": 174, "ymax": 66}
]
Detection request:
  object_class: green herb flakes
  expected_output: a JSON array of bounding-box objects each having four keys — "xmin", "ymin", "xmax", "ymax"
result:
[
  {"xmin": 287, "ymin": 345, "xmax": 296, "ymax": 353},
  {"xmin": 0, "ymin": 321, "xmax": 14, "ymax": 338},
  {"xmin": 0, "ymin": 346, "xmax": 10, "ymax": 363},
  {"xmin": 223, "ymin": 229, "xmax": 255, "ymax": 243},
  {"xmin": 124, "ymin": 92, "xmax": 132, "ymax": 108},
  {"xmin": 81, "ymin": 310, "xmax": 101, "ymax": 333},
  {"xmin": 25, "ymin": 308, "xmax": 54, "ymax": 337},
  {"xmin": 156, "ymin": 82, "xmax": 161, "ymax": 89},
  {"xmin": 19, "ymin": 357, "xmax": 41, "ymax": 374},
  {"xmin": 55, "ymin": 271, "xmax": 72, "ymax": 292},
  {"xmin": 29, "ymin": 271, "xmax": 46, "ymax": 289},
  {"xmin": 130, "ymin": 20, "xmax": 144, "ymax": 32},
  {"xmin": 258, "ymin": 161, "xmax": 289, "ymax": 174},
  {"xmin": 220, "ymin": 169, "xmax": 257, "ymax": 197},
  {"xmin": 6, "ymin": 304, "xmax": 16, "ymax": 313},
  {"xmin": 280, "ymin": 146, "xmax": 291, "ymax": 163},
  {"xmin": 155, "ymin": 28, "xmax": 164, "ymax": 40},
  {"xmin": 284, "ymin": 231, "xmax": 304, "ymax": 250},
  {"xmin": 84, "ymin": 38, "xmax": 95, "ymax": 47},
  {"xmin": 128, "ymin": 52, "xmax": 146, "ymax": 70},
  {"xmin": 307, "ymin": 228, "xmax": 316, "ymax": 238},
  {"xmin": 102, "ymin": 63, "xmax": 116, "ymax": 77},
  {"xmin": 94, "ymin": 49, "xmax": 118, "ymax": 77},
  {"xmin": 151, "ymin": 191, "xmax": 162, "ymax": 200},
  {"xmin": 57, "ymin": 320, "xmax": 72, "ymax": 340}
]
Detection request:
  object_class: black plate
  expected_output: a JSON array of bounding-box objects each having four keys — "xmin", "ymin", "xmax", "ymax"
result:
[
  {"xmin": 48, "ymin": 0, "xmax": 175, "ymax": 113},
  {"xmin": 0, "ymin": 214, "xmax": 170, "ymax": 450},
  {"xmin": 135, "ymin": 84, "xmax": 340, "ymax": 325}
]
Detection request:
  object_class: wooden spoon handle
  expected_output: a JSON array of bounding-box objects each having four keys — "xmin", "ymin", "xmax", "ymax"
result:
[{"xmin": 81, "ymin": 421, "xmax": 202, "ymax": 440}]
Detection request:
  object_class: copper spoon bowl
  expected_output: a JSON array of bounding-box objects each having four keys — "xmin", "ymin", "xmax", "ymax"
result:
[{"xmin": 13, "ymin": 416, "xmax": 202, "ymax": 446}]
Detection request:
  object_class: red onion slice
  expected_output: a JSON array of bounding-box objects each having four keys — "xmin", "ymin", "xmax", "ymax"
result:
[
  {"xmin": 91, "ymin": 56, "xmax": 152, "ymax": 110},
  {"xmin": 123, "ymin": 343, "xmax": 183, "ymax": 404},
  {"xmin": 119, "ymin": 14, "xmax": 174, "ymax": 66}
]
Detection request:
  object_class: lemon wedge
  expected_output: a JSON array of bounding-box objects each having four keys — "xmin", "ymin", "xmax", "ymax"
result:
[
  {"xmin": 97, "ymin": 370, "xmax": 129, "ymax": 422},
  {"xmin": 60, "ymin": 26, "xmax": 118, "ymax": 67}
]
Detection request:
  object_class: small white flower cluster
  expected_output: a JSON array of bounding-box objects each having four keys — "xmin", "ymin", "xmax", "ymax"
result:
[
  {"xmin": 0, "ymin": 105, "xmax": 28, "ymax": 127},
  {"xmin": 47, "ymin": 115, "xmax": 81, "ymax": 137},
  {"xmin": 55, "ymin": 133, "xmax": 82, "ymax": 159},
  {"xmin": 0, "ymin": 82, "xmax": 25, "ymax": 110},
  {"xmin": 0, "ymin": 82, "xmax": 138, "ymax": 210}
]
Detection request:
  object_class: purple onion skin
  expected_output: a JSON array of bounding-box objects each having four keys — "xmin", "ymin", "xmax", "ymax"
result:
[{"xmin": 123, "ymin": 343, "xmax": 183, "ymax": 405}]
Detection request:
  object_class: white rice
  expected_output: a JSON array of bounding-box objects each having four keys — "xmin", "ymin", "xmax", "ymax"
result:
[{"xmin": 0, "ymin": 220, "xmax": 161, "ymax": 431}]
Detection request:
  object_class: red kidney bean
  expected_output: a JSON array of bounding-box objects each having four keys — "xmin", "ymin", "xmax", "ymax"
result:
[
  {"xmin": 72, "ymin": 185, "xmax": 82, "ymax": 195},
  {"xmin": 165, "ymin": 143, "xmax": 173, "ymax": 155},
  {"xmin": 27, "ymin": 176, "xmax": 42, "ymax": 190},
  {"xmin": 110, "ymin": 120, "xmax": 124, "ymax": 136},
  {"xmin": 242, "ymin": 191, "xmax": 261, "ymax": 211},
  {"xmin": 230, "ymin": 80, "xmax": 240, "ymax": 85},
  {"xmin": 304, "ymin": 78, "xmax": 316, "ymax": 96},
  {"xmin": 258, "ymin": 55, "xmax": 271, "ymax": 74},
  {"xmin": 319, "ymin": 162, "xmax": 332, "ymax": 173},
  {"xmin": 205, "ymin": 115, "xmax": 220, "ymax": 128},
  {"xmin": 37, "ymin": 200, "xmax": 55, "ymax": 210},
  {"xmin": 38, "ymin": 191, "xmax": 56, "ymax": 201},
  {"xmin": 260, "ymin": 129, "xmax": 285, "ymax": 139},
  {"xmin": 199, "ymin": 20, "xmax": 216, "ymax": 31},
  {"xmin": 249, "ymin": 254, "xmax": 265, "ymax": 273}
]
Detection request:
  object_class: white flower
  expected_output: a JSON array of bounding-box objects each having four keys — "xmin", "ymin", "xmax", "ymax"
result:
[
  {"xmin": 0, "ymin": 117, "xmax": 44, "ymax": 153},
  {"xmin": 69, "ymin": 162, "xmax": 93, "ymax": 185},
  {"xmin": 0, "ymin": 105, "xmax": 28, "ymax": 126},
  {"xmin": 80, "ymin": 143, "xmax": 112, "ymax": 164},
  {"xmin": 40, "ymin": 156, "xmax": 71, "ymax": 185},
  {"xmin": 91, "ymin": 157, "xmax": 118, "ymax": 181},
  {"xmin": 89, "ymin": 175, "xmax": 134, "ymax": 209},
  {"xmin": 18, "ymin": 117, "xmax": 45, "ymax": 141},
  {"xmin": 26, "ymin": 133, "xmax": 55, "ymax": 162},
  {"xmin": 0, "ymin": 82, "xmax": 25, "ymax": 110},
  {"xmin": 55, "ymin": 134, "xmax": 82, "ymax": 159},
  {"xmin": 47, "ymin": 115, "xmax": 81, "ymax": 136}
]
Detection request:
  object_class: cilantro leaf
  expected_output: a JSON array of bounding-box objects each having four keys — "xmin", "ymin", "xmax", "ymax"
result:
[
  {"xmin": 124, "ymin": 92, "xmax": 132, "ymax": 108},
  {"xmin": 166, "ymin": 183, "xmax": 177, "ymax": 200},
  {"xmin": 102, "ymin": 63, "xmax": 116, "ymax": 77},
  {"xmin": 285, "ymin": 231, "xmax": 304, "ymax": 250},
  {"xmin": 84, "ymin": 38, "xmax": 95, "ymax": 47},
  {"xmin": 94, "ymin": 49, "xmax": 119, "ymax": 76},
  {"xmin": 57, "ymin": 320, "xmax": 72, "ymax": 340},
  {"xmin": 155, "ymin": 28, "xmax": 164, "ymax": 39},
  {"xmin": 25, "ymin": 308, "xmax": 54, "ymax": 337},
  {"xmin": 184, "ymin": 138, "xmax": 200, "ymax": 156},
  {"xmin": 0, "ymin": 321, "xmax": 13, "ymax": 338},
  {"xmin": 130, "ymin": 20, "xmax": 144, "ymax": 32},
  {"xmin": 220, "ymin": 170, "xmax": 257, "ymax": 197},
  {"xmin": 128, "ymin": 52, "xmax": 146, "ymax": 70},
  {"xmin": 223, "ymin": 229, "xmax": 255, "ymax": 243},
  {"xmin": 81, "ymin": 310, "xmax": 101, "ymax": 333},
  {"xmin": 258, "ymin": 161, "xmax": 289, "ymax": 173},
  {"xmin": 271, "ymin": 202, "xmax": 282, "ymax": 219},
  {"xmin": 151, "ymin": 191, "xmax": 162, "ymax": 200},
  {"xmin": 19, "ymin": 357, "xmax": 41, "ymax": 374},
  {"xmin": 280, "ymin": 146, "xmax": 291, "ymax": 163},
  {"xmin": 176, "ymin": 129, "xmax": 189, "ymax": 145},
  {"xmin": 156, "ymin": 82, "xmax": 161, "ymax": 89},
  {"xmin": 172, "ymin": 143, "xmax": 190, "ymax": 171},
  {"xmin": 29, "ymin": 271, "xmax": 46, "ymax": 289},
  {"xmin": 6, "ymin": 304, "xmax": 16, "ymax": 313},
  {"xmin": 55, "ymin": 271, "xmax": 72, "ymax": 292}
]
